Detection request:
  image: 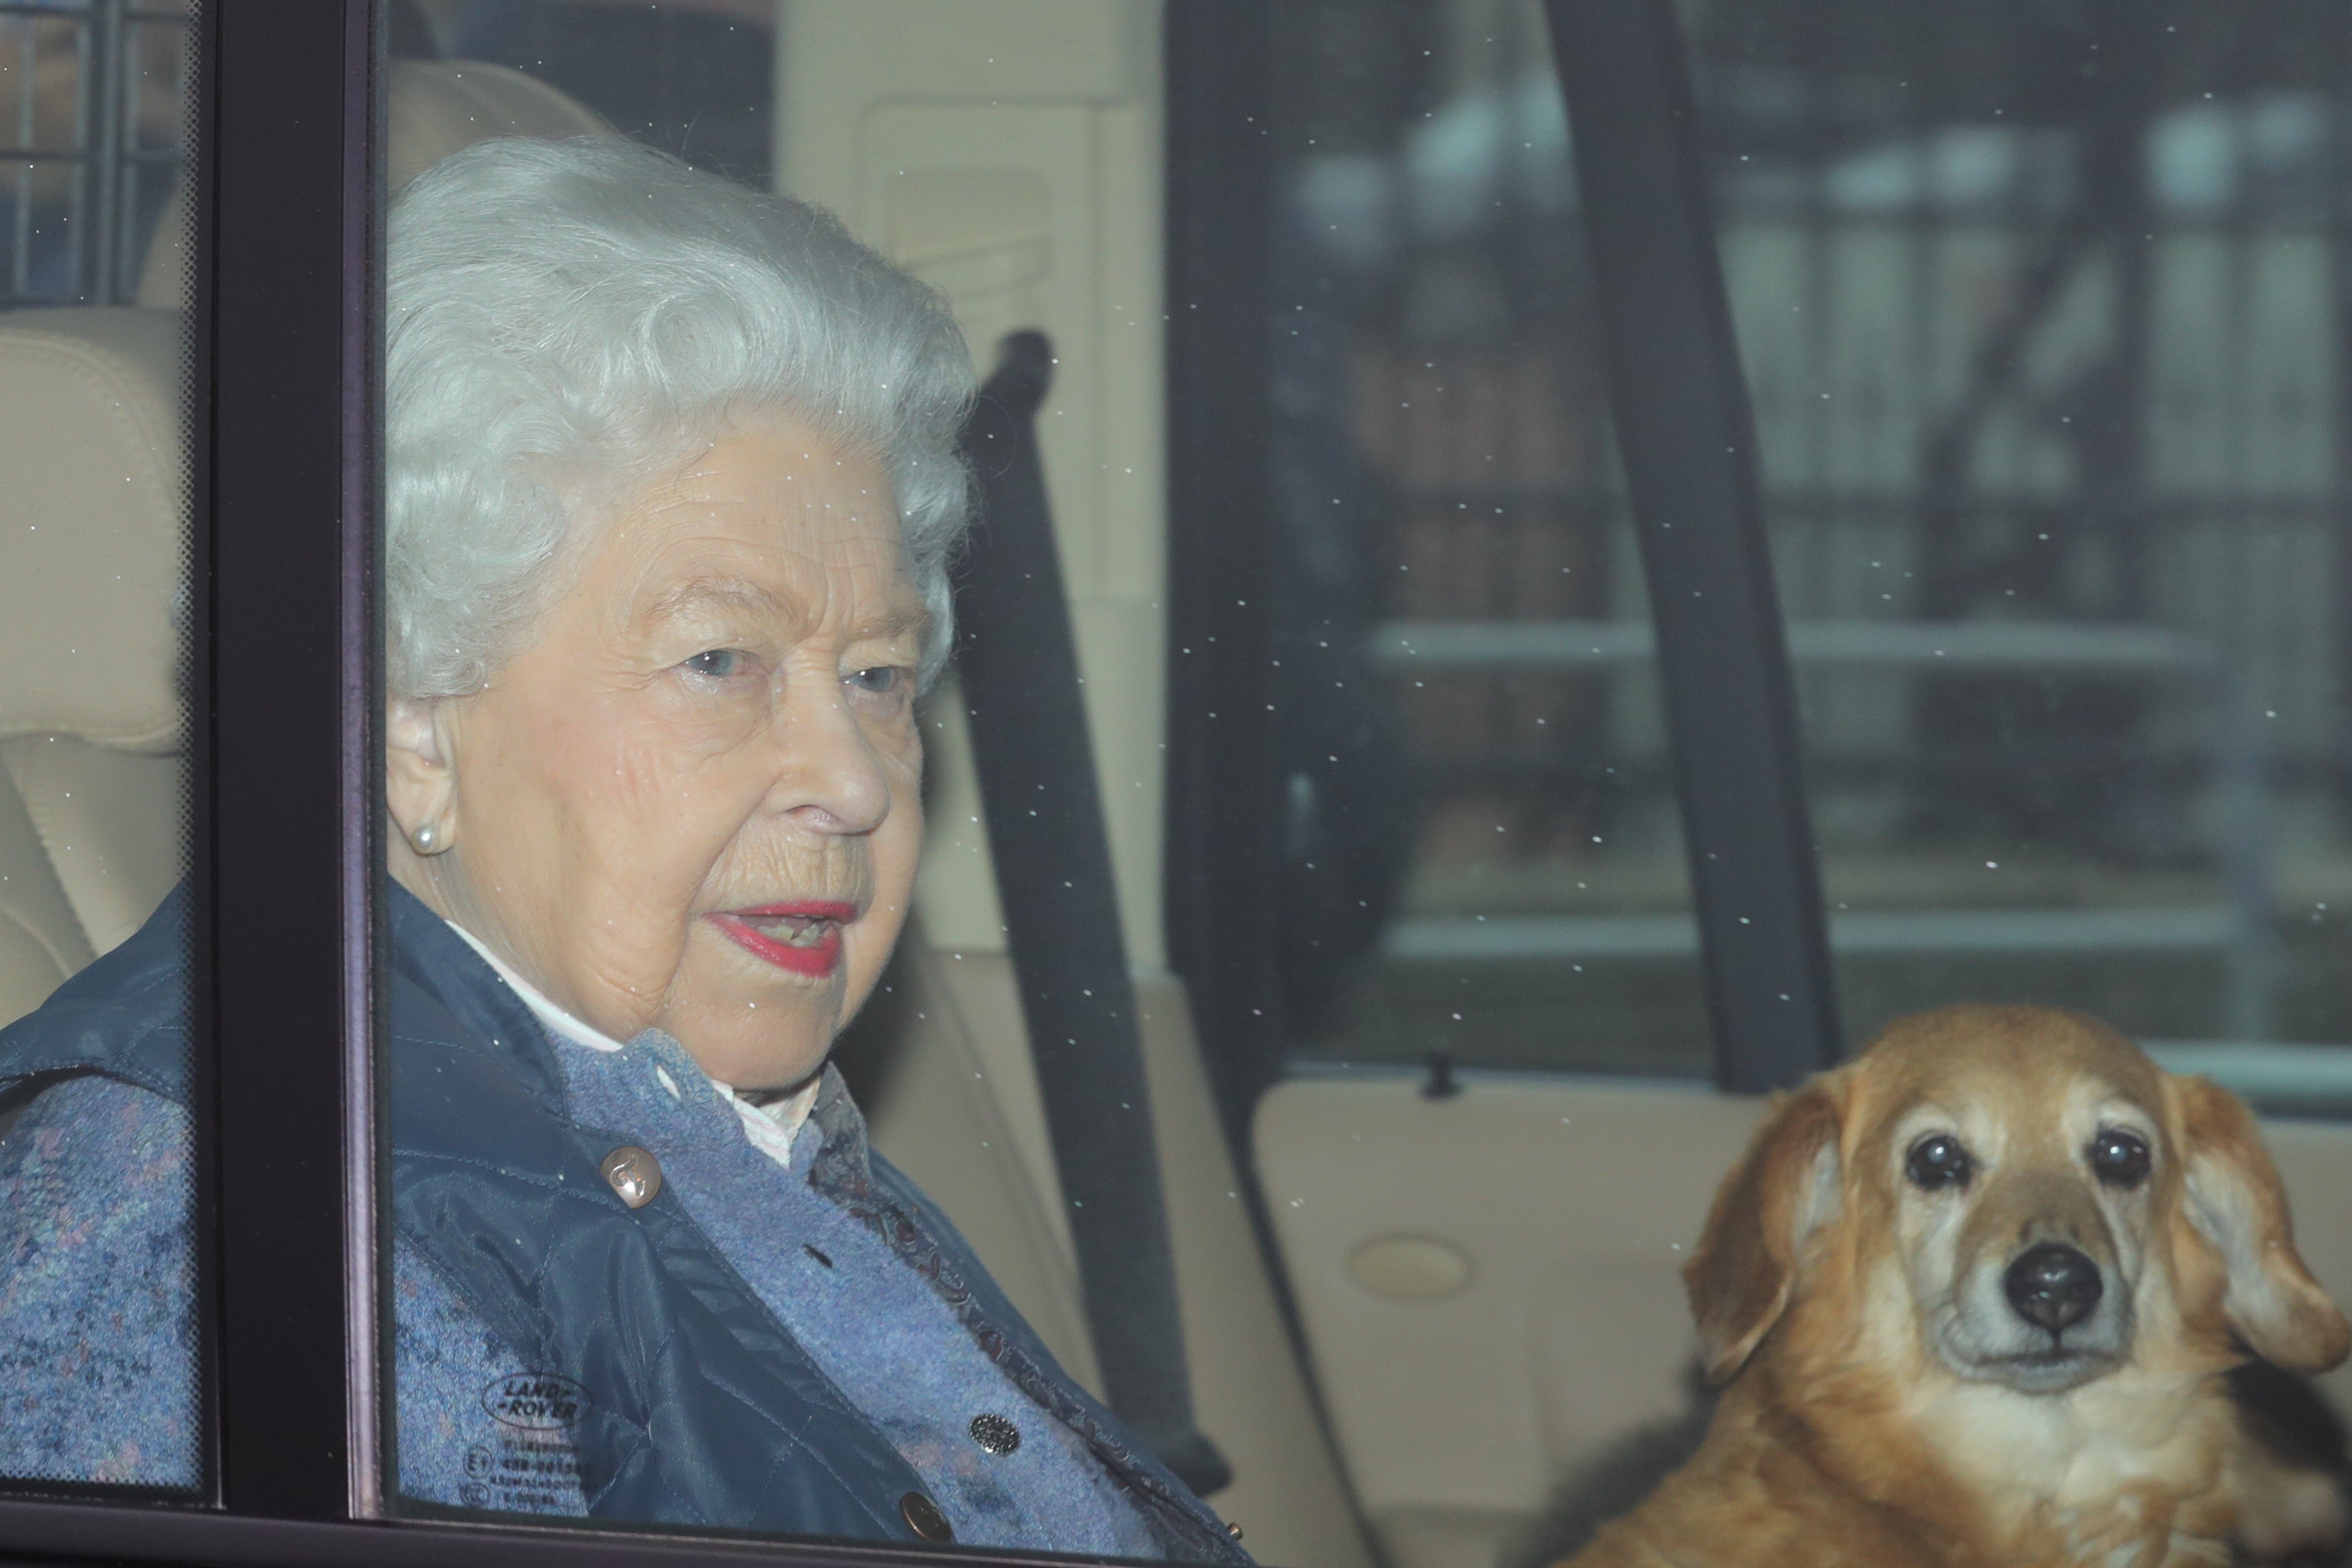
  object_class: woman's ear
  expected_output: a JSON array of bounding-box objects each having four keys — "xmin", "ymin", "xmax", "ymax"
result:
[
  {"xmin": 2173, "ymin": 1074, "xmax": 2350, "ymax": 1373},
  {"xmin": 385, "ymin": 694, "xmax": 459, "ymax": 852},
  {"xmin": 1683, "ymin": 1081, "xmax": 1843, "ymax": 1384}
]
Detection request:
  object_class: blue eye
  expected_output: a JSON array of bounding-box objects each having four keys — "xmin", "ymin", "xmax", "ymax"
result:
[
  {"xmin": 847, "ymin": 667, "xmax": 905, "ymax": 696},
  {"xmin": 684, "ymin": 648, "xmax": 748, "ymax": 679}
]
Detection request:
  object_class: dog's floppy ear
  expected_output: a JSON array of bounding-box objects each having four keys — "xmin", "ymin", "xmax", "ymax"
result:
[
  {"xmin": 2173, "ymin": 1075, "xmax": 2350, "ymax": 1373},
  {"xmin": 1683, "ymin": 1083, "xmax": 1843, "ymax": 1384}
]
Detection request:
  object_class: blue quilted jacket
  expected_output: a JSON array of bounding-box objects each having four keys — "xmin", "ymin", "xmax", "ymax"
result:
[{"xmin": 0, "ymin": 882, "xmax": 1247, "ymax": 1561}]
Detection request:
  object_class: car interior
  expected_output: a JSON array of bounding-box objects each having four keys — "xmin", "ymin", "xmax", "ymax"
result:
[{"xmin": 5, "ymin": 4, "xmax": 2352, "ymax": 1567}]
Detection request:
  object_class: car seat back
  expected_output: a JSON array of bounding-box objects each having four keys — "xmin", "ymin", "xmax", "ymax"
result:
[{"xmin": 0, "ymin": 305, "xmax": 189, "ymax": 1025}]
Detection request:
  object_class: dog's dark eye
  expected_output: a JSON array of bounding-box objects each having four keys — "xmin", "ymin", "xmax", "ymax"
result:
[
  {"xmin": 1905, "ymin": 1134, "xmax": 1973, "ymax": 1191},
  {"xmin": 2090, "ymin": 1128, "xmax": 2151, "ymax": 1189}
]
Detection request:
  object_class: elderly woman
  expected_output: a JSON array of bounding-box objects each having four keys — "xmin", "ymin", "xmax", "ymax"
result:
[{"xmin": 0, "ymin": 138, "xmax": 1246, "ymax": 1561}]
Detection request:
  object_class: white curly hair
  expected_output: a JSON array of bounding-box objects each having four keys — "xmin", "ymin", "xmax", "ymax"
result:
[{"xmin": 385, "ymin": 136, "xmax": 975, "ymax": 698}]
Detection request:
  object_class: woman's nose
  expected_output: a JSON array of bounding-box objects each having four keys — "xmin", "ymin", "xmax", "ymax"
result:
[{"xmin": 765, "ymin": 677, "xmax": 891, "ymax": 834}]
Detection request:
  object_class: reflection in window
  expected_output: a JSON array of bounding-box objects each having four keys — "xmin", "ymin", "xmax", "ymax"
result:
[
  {"xmin": 1, "ymin": 0, "xmax": 190, "ymax": 307},
  {"xmin": 402, "ymin": 0, "xmax": 772, "ymax": 186},
  {"xmin": 1694, "ymin": 0, "xmax": 2352, "ymax": 1099},
  {"xmin": 0, "ymin": 0, "xmax": 200, "ymax": 1492},
  {"xmin": 1267, "ymin": 1, "xmax": 1704, "ymax": 1075}
]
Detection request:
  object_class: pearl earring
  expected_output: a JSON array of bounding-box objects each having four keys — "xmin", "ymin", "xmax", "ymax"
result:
[{"xmin": 410, "ymin": 822, "xmax": 440, "ymax": 854}]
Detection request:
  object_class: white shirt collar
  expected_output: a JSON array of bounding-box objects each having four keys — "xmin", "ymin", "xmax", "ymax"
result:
[
  {"xmin": 444, "ymin": 918, "xmax": 629, "ymax": 1053},
  {"xmin": 440, "ymin": 916, "xmax": 820, "ymax": 1163}
]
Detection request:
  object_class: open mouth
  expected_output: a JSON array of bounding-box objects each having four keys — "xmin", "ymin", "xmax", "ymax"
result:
[{"xmin": 709, "ymin": 901, "xmax": 857, "ymax": 977}]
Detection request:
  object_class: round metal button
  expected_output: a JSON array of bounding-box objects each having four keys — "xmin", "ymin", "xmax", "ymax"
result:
[
  {"xmin": 969, "ymin": 1412, "xmax": 1021, "ymax": 1456},
  {"xmin": 899, "ymin": 1491, "xmax": 954, "ymax": 1542},
  {"xmin": 601, "ymin": 1146, "xmax": 663, "ymax": 1209}
]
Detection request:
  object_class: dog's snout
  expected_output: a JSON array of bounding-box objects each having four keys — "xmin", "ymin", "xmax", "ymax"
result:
[{"xmin": 2004, "ymin": 1242, "xmax": 2103, "ymax": 1332}]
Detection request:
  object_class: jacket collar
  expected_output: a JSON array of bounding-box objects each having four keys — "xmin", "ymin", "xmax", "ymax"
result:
[
  {"xmin": 387, "ymin": 878, "xmax": 569, "ymax": 1116},
  {"xmin": 0, "ymin": 881, "xmax": 194, "ymax": 1104}
]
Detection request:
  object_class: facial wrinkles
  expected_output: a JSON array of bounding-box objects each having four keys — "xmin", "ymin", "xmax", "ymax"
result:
[
  {"xmin": 432, "ymin": 412, "xmax": 925, "ymax": 1081},
  {"xmin": 444, "ymin": 591, "xmax": 720, "ymax": 1032},
  {"xmin": 683, "ymin": 451, "xmax": 920, "ymax": 1068},
  {"xmin": 538, "ymin": 569, "xmax": 736, "ymax": 1018},
  {"xmin": 646, "ymin": 518, "xmax": 904, "ymax": 1002}
]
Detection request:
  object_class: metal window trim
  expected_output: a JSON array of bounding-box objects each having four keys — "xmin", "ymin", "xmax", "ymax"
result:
[
  {"xmin": 338, "ymin": 0, "xmax": 387, "ymax": 1519},
  {"xmin": 0, "ymin": 1498, "xmax": 1118, "ymax": 1568}
]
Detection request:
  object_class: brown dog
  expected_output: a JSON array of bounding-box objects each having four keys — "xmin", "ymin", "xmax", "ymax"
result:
[{"xmin": 1563, "ymin": 1005, "xmax": 2351, "ymax": 1568}]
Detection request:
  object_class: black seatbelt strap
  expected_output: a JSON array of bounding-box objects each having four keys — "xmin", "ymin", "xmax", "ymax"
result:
[
  {"xmin": 952, "ymin": 330, "xmax": 1232, "ymax": 1496},
  {"xmin": 1543, "ymin": 0, "xmax": 1841, "ymax": 1091}
]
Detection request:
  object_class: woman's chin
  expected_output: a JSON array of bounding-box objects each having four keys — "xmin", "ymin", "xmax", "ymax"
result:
[
  {"xmin": 656, "ymin": 984, "xmax": 838, "ymax": 1092},
  {"xmin": 680, "ymin": 1030, "xmax": 832, "ymax": 1094},
  {"xmin": 631, "ymin": 928, "xmax": 864, "ymax": 1089}
]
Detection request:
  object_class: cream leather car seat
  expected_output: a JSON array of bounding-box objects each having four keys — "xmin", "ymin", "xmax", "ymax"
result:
[{"xmin": 0, "ymin": 307, "xmax": 188, "ymax": 1026}]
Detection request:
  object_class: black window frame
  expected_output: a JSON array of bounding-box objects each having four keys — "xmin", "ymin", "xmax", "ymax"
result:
[{"xmin": 0, "ymin": 0, "xmax": 1829, "ymax": 1561}]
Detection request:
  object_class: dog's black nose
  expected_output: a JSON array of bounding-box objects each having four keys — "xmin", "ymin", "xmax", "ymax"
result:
[{"xmin": 2004, "ymin": 1243, "xmax": 2103, "ymax": 1332}]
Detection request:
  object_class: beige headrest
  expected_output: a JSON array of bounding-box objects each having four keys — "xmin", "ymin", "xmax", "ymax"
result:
[
  {"xmin": 386, "ymin": 59, "xmax": 615, "ymax": 190},
  {"xmin": 0, "ymin": 307, "xmax": 185, "ymax": 753}
]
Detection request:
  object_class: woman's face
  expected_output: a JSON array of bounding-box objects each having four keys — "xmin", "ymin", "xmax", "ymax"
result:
[{"xmin": 387, "ymin": 409, "xmax": 926, "ymax": 1091}]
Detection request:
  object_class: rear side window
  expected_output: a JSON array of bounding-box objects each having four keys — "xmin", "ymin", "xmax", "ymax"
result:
[
  {"xmin": 1252, "ymin": 3, "xmax": 1706, "ymax": 1079},
  {"xmin": 1693, "ymin": 0, "xmax": 2352, "ymax": 1101},
  {"xmin": 366, "ymin": 3, "xmax": 1247, "ymax": 1553},
  {"xmin": 0, "ymin": 0, "xmax": 206, "ymax": 1500},
  {"xmin": 1187, "ymin": 0, "xmax": 2352, "ymax": 1107}
]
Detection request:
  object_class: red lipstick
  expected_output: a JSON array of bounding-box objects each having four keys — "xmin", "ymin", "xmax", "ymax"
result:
[{"xmin": 709, "ymin": 901, "xmax": 857, "ymax": 977}]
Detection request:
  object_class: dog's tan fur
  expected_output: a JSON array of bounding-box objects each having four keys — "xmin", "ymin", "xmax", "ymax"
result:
[{"xmin": 1563, "ymin": 1005, "xmax": 2351, "ymax": 1568}]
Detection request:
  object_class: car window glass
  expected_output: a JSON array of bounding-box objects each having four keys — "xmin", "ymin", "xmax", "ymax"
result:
[
  {"xmin": 1692, "ymin": 0, "xmax": 2352, "ymax": 1106},
  {"xmin": 372, "ymin": 4, "xmax": 1253, "ymax": 1552},
  {"xmin": 0, "ymin": 0, "xmax": 204, "ymax": 1498},
  {"xmin": 1216, "ymin": 13, "xmax": 2352, "ymax": 1568},
  {"xmin": 1264, "ymin": 0, "xmax": 1706, "ymax": 1079}
]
